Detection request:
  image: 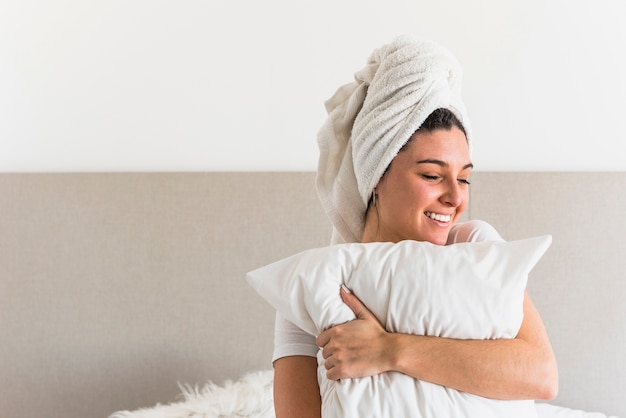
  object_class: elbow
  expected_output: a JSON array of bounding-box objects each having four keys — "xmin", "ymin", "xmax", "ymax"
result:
[
  {"xmin": 535, "ymin": 379, "xmax": 558, "ymax": 401},
  {"xmin": 515, "ymin": 344, "xmax": 559, "ymax": 401},
  {"xmin": 533, "ymin": 358, "xmax": 559, "ymax": 401},
  {"xmin": 538, "ymin": 374, "xmax": 559, "ymax": 401}
]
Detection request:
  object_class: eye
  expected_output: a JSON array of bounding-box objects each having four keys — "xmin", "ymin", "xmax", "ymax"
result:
[
  {"xmin": 458, "ymin": 178, "xmax": 471, "ymax": 185},
  {"xmin": 421, "ymin": 174, "xmax": 441, "ymax": 181}
]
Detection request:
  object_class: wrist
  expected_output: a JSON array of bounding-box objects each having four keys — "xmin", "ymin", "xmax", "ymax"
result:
[{"xmin": 386, "ymin": 332, "xmax": 420, "ymax": 374}]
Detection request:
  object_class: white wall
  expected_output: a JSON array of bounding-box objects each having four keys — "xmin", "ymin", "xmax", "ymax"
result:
[{"xmin": 1, "ymin": 0, "xmax": 625, "ymax": 172}]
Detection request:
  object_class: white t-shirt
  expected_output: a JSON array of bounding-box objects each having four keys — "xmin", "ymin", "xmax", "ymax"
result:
[{"xmin": 272, "ymin": 219, "xmax": 505, "ymax": 362}]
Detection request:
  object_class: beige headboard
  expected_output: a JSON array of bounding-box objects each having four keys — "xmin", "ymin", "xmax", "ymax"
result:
[{"xmin": 1, "ymin": 172, "xmax": 624, "ymax": 418}]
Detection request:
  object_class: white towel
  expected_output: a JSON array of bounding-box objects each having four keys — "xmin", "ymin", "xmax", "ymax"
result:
[{"xmin": 316, "ymin": 35, "xmax": 472, "ymax": 244}]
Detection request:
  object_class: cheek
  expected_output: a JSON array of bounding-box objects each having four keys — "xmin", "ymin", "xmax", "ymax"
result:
[
  {"xmin": 407, "ymin": 184, "xmax": 436, "ymax": 205},
  {"xmin": 392, "ymin": 184, "xmax": 428, "ymax": 208},
  {"xmin": 463, "ymin": 187, "xmax": 470, "ymax": 204},
  {"xmin": 456, "ymin": 189, "xmax": 470, "ymax": 213}
]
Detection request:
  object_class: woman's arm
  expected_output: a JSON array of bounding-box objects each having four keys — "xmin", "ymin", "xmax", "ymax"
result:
[
  {"xmin": 316, "ymin": 287, "xmax": 558, "ymax": 400},
  {"xmin": 273, "ymin": 355, "xmax": 321, "ymax": 418}
]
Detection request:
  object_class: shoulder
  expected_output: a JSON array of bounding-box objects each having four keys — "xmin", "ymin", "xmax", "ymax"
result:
[{"xmin": 446, "ymin": 219, "xmax": 505, "ymax": 244}]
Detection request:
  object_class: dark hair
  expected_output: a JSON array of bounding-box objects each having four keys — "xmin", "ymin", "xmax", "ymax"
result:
[
  {"xmin": 400, "ymin": 108, "xmax": 467, "ymax": 151},
  {"xmin": 419, "ymin": 108, "xmax": 466, "ymax": 135}
]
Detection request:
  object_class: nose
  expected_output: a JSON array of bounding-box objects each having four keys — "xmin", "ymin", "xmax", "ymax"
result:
[{"xmin": 441, "ymin": 179, "xmax": 464, "ymax": 207}]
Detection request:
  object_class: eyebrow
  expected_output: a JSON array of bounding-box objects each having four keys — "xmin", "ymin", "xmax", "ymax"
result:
[{"xmin": 416, "ymin": 159, "xmax": 474, "ymax": 170}]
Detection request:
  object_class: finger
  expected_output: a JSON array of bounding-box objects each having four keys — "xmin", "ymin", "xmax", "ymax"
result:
[
  {"xmin": 321, "ymin": 344, "xmax": 332, "ymax": 360},
  {"xmin": 316, "ymin": 330, "xmax": 329, "ymax": 348},
  {"xmin": 326, "ymin": 366, "xmax": 341, "ymax": 381},
  {"xmin": 340, "ymin": 285, "xmax": 373, "ymax": 320},
  {"xmin": 324, "ymin": 355, "xmax": 334, "ymax": 370}
]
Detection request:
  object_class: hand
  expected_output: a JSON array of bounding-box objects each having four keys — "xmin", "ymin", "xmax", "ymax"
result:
[{"xmin": 315, "ymin": 286, "xmax": 393, "ymax": 380}]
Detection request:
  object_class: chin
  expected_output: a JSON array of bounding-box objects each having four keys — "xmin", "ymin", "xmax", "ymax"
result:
[
  {"xmin": 431, "ymin": 237, "xmax": 448, "ymax": 246},
  {"xmin": 426, "ymin": 231, "xmax": 450, "ymax": 246},
  {"xmin": 410, "ymin": 234, "xmax": 447, "ymax": 246}
]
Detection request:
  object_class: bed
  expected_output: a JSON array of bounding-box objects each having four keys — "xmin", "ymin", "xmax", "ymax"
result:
[{"xmin": 1, "ymin": 172, "xmax": 624, "ymax": 418}]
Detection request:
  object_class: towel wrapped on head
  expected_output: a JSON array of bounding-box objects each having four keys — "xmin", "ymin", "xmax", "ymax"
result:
[{"xmin": 316, "ymin": 35, "xmax": 472, "ymax": 244}]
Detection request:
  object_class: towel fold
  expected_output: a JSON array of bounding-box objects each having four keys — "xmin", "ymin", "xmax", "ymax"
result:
[{"xmin": 316, "ymin": 35, "xmax": 471, "ymax": 243}]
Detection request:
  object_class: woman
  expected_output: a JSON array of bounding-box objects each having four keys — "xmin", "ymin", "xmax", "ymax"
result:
[{"xmin": 273, "ymin": 36, "xmax": 558, "ymax": 418}]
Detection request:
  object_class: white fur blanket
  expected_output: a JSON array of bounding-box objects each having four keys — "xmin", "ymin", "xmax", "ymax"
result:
[
  {"xmin": 107, "ymin": 369, "xmax": 619, "ymax": 418},
  {"xmin": 107, "ymin": 370, "xmax": 274, "ymax": 418}
]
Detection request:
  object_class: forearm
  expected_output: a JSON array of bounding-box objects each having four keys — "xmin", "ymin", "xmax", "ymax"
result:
[
  {"xmin": 389, "ymin": 333, "xmax": 555, "ymax": 399},
  {"xmin": 387, "ymin": 293, "xmax": 558, "ymax": 400}
]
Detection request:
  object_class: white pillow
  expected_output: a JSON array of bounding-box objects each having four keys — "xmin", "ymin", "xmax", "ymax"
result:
[{"xmin": 247, "ymin": 235, "xmax": 552, "ymax": 418}]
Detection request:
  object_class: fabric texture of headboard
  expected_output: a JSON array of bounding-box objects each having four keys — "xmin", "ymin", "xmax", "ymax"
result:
[{"xmin": 1, "ymin": 172, "xmax": 624, "ymax": 418}]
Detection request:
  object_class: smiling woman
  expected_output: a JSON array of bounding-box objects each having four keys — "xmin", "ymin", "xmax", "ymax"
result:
[{"xmin": 272, "ymin": 35, "xmax": 558, "ymax": 418}]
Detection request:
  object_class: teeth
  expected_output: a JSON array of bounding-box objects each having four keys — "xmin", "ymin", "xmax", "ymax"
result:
[{"xmin": 426, "ymin": 212, "xmax": 451, "ymax": 222}]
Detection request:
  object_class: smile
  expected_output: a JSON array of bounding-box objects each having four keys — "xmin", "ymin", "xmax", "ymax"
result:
[{"xmin": 425, "ymin": 212, "xmax": 452, "ymax": 223}]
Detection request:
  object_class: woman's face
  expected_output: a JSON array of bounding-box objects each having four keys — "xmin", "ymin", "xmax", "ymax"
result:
[{"xmin": 365, "ymin": 126, "xmax": 472, "ymax": 245}]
